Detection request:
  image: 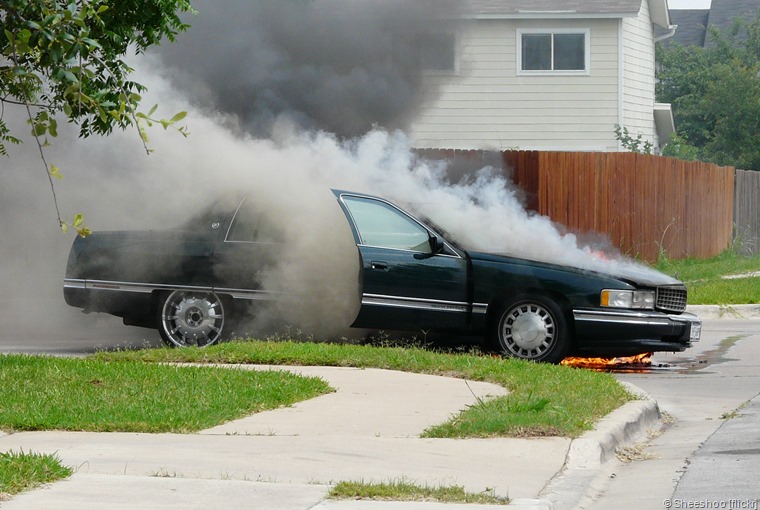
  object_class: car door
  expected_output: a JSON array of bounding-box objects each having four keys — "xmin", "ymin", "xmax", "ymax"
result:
[
  {"xmin": 335, "ymin": 191, "xmax": 469, "ymax": 331},
  {"xmin": 211, "ymin": 198, "xmax": 283, "ymax": 300}
]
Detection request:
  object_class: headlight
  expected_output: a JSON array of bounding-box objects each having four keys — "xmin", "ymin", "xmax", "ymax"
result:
[{"xmin": 601, "ymin": 289, "xmax": 655, "ymax": 310}]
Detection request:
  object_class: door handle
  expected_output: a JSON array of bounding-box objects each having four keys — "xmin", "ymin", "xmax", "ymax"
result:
[{"xmin": 370, "ymin": 261, "xmax": 389, "ymax": 271}]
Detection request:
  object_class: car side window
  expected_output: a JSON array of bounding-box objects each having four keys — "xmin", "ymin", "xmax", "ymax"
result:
[
  {"xmin": 227, "ymin": 200, "xmax": 283, "ymax": 243},
  {"xmin": 343, "ymin": 196, "xmax": 431, "ymax": 252}
]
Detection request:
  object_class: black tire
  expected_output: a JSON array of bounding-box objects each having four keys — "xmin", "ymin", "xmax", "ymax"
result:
[
  {"xmin": 158, "ymin": 290, "xmax": 225, "ymax": 347},
  {"xmin": 491, "ymin": 295, "xmax": 571, "ymax": 363}
]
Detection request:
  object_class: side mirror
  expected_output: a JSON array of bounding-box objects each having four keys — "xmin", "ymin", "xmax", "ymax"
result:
[
  {"xmin": 415, "ymin": 235, "xmax": 445, "ymax": 260},
  {"xmin": 430, "ymin": 235, "xmax": 445, "ymax": 254}
]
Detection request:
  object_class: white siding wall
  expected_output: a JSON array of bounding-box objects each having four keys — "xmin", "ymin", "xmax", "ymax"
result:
[
  {"xmin": 621, "ymin": 0, "xmax": 658, "ymax": 148},
  {"xmin": 411, "ymin": 18, "xmax": 621, "ymax": 151}
]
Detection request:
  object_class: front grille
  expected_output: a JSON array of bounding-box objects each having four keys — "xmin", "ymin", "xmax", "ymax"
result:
[{"xmin": 656, "ymin": 286, "xmax": 687, "ymax": 313}]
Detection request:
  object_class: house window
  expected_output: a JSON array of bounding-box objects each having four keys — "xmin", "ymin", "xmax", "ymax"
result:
[
  {"xmin": 420, "ymin": 32, "xmax": 457, "ymax": 73},
  {"xmin": 518, "ymin": 29, "xmax": 589, "ymax": 74}
]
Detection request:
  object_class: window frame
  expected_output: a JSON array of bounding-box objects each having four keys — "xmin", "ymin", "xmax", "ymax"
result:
[{"xmin": 516, "ymin": 28, "xmax": 591, "ymax": 76}]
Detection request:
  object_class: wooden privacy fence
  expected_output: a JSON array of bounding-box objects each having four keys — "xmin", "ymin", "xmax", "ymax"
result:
[
  {"xmin": 734, "ymin": 169, "xmax": 760, "ymax": 256},
  {"xmin": 418, "ymin": 149, "xmax": 736, "ymax": 262}
]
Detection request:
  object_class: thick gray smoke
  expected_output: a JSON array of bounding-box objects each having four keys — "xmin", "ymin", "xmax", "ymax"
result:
[
  {"xmin": 0, "ymin": 0, "xmax": 663, "ymax": 348},
  {"xmin": 155, "ymin": 0, "xmax": 465, "ymax": 138}
]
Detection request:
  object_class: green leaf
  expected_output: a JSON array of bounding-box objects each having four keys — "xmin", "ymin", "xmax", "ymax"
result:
[
  {"xmin": 1, "ymin": 0, "xmax": 196, "ymax": 164},
  {"xmin": 73, "ymin": 214, "xmax": 84, "ymax": 227},
  {"xmin": 49, "ymin": 165, "xmax": 63, "ymax": 179},
  {"xmin": 169, "ymin": 111, "xmax": 187, "ymax": 123}
]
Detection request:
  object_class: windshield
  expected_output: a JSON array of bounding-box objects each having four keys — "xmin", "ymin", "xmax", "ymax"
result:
[{"xmin": 410, "ymin": 210, "xmax": 466, "ymax": 252}]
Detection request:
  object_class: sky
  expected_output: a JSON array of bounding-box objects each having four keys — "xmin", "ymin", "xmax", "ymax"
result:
[{"xmin": 668, "ymin": 0, "xmax": 712, "ymax": 8}]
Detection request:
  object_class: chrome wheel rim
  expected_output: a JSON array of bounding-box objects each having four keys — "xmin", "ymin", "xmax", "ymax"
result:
[
  {"xmin": 161, "ymin": 291, "xmax": 224, "ymax": 347},
  {"xmin": 500, "ymin": 302, "xmax": 556, "ymax": 360}
]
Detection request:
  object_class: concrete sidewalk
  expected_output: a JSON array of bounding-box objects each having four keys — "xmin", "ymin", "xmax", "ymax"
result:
[{"xmin": 0, "ymin": 364, "xmax": 659, "ymax": 510}]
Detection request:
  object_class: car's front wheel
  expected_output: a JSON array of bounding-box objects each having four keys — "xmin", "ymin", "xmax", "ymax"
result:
[
  {"xmin": 158, "ymin": 290, "xmax": 225, "ymax": 347},
  {"xmin": 492, "ymin": 295, "xmax": 570, "ymax": 363}
]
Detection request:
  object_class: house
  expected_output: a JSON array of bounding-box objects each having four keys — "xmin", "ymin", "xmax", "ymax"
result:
[
  {"xmin": 663, "ymin": 0, "xmax": 760, "ymax": 47},
  {"xmin": 410, "ymin": 0, "xmax": 676, "ymax": 153}
]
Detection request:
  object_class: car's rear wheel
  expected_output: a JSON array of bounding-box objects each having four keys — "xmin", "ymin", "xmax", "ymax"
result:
[
  {"xmin": 492, "ymin": 295, "xmax": 570, "ymax": 363},
  {"xmin": 158, "ymin": 290, "xmax": 225, "ymax": 347}
]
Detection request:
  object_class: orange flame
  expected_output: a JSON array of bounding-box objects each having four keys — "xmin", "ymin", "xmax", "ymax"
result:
[{"xmin": 560, "ymin": 352, "xmax": 652, "ymax": 369}]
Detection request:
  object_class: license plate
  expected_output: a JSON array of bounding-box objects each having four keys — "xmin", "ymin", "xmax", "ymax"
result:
[{"xmin": 690, "ymin": 321, "xmax": 702, "ymax": 342}]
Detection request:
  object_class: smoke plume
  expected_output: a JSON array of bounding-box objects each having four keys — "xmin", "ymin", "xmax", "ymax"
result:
[
  {"xmin": 155, "ymin": 0, "xmax": 465, "ymax": 138},
  {"xmin": 0, "ymin": 0, "xmax": 661, "ymax": 348}
]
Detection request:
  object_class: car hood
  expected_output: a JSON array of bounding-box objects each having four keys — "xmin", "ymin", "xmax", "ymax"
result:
[{"xmin": 466, "ymin": 250, "xmax": 683, "ymax": 287}]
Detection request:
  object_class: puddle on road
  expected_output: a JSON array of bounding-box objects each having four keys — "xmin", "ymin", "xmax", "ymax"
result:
[
  {"xmin": 574, "ymin": 334, "xmax": 749, "ymax": 375},
  {"xmin": 597, "ymin": 334, "xmax": 749, "ymax": 375}
]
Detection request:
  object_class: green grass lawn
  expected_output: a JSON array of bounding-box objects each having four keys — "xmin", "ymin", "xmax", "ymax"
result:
[
  {"xmin": 92, "ymin": 340, "xmax": 632, "ymax": 438},
  {"xmin": 655, "ymin": 251, "xmax": 760, "ymax": 304},
  {"xmin": 0, "ymin": 354, "xmax": 332, "ymax": 433},
  {"xmin": 0, "ymin": 450, "xmax": 72, "ymax": 497}
]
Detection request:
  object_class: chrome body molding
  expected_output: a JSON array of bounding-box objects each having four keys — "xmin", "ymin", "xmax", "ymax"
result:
[
  {"xmin": 573, "ymin": 308, "xmax": 701, "ymax": 327},
  {"xmin": 472, "ymin": 303, "xmax": 488, "ymax": 315},
  {"xmin": 572, "ymin": 308, "xmax": 702, "ymax": 349},
  {"xmin": 362, "ymin": 293, "xmax": 469, "ymax": 313},
  {"xmin": 63, "ymin": 278, "xmax": 276, "ymax": 301}
]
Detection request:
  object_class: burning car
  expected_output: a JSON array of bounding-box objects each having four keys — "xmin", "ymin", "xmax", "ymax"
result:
[{"xmin": 63, "ymin": 189, "xmax": 701, "ymax": 363}]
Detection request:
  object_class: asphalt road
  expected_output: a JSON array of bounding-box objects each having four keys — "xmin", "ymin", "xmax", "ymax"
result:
[
  {"xmin": 586, "ymin": 319, "xmax": 760, "ymax": 510},
  {"xmin": 0, "ymin": 297, "xmax": 164, "ymax": 355}
]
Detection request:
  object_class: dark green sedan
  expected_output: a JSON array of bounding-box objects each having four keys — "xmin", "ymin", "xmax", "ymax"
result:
[{"xmin": 64, "ymin": 189, "xmax": 701, "ymax": 363}]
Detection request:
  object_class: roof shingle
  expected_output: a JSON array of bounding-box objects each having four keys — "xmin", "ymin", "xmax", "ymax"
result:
[
  {"xmin": 663, "ymin": 9, "xmax": 710, "ymax": 46},
  {"xmin": 704, "ymin": 0, "xmax": 760, "ymax": 46},
  {"xmin": 466, "ymin": 0, "xmax": 644, "ymax": 16}
]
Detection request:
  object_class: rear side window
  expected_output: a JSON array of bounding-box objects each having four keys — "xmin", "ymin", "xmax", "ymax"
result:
[{"xmin": 226, "ymin": 200, "xmax": 283, "ymax": 243}]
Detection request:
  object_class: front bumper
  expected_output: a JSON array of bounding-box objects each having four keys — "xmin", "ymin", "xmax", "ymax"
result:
[{"xmin": 572, "ymin": 309, "xmax": 701, "ymax": 356}]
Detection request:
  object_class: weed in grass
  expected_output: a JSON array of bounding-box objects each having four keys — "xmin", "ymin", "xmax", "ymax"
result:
[
  {"xmin": 731, "ymin": 224, "xmax": 756, "ymax": 257},
  {"xmin": 0, "ymin": 450, "xmax": 72, "ymax": 495},
  {"xmin": 329, "ymin": 478, "xmax": 509, "ymax": 505}
]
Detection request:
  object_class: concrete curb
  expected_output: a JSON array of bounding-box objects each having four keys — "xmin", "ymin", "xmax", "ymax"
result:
[
  {"xmin": 537, "ymin": 383, "xmax": 660, "ymax": 510},
  {"xmin": 687, "ymin": 304, "xmax": 760, "ymax": 320}
]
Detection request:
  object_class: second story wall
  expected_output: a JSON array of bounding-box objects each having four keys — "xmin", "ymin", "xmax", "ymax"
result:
[
  {"xmin": 621, "ymin": 0, "xmax": 658, "ymax": 147},
  {"xmin": 411, "ymin": 18, "xmax": 621, "ymax": 151}
]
